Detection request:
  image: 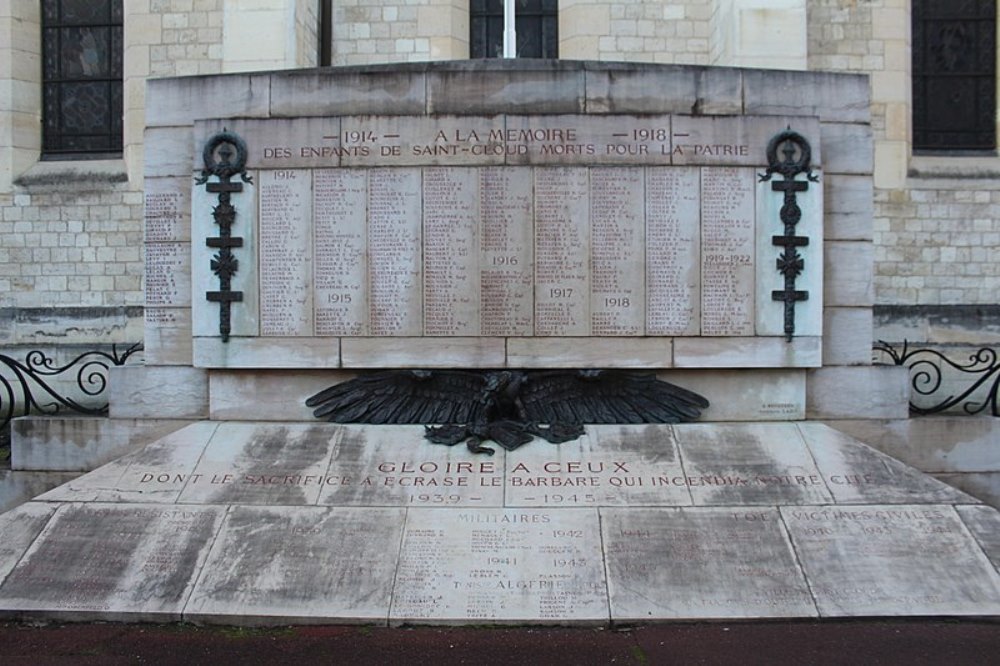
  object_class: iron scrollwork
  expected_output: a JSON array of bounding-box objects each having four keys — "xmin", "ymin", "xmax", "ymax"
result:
[
  {"xmin": 197, "ymin": 130, "xmax": 251, "ymax": 342},
  {"xmin": 1, "ymin": 343, "xmax": 143, "ymax": 431},
  {"xmin": 874, "ymin": 340, "xmax": 1000, "ymax": 416},
  {"xmin": 759, "ymin": 129, "xmax": 818, "ymax": 342}
]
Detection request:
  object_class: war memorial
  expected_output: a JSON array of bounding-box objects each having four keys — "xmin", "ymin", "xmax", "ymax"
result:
[{"xmin": 1, "ymin": 61, "xmax": 999, "ymax": 624}]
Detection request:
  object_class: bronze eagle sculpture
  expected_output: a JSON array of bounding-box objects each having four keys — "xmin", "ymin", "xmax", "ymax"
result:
[{"xmin": 306, "ymin": 369, "xmax": 709, "ymax": 455}]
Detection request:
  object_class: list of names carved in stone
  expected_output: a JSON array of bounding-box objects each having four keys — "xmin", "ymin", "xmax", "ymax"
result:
[
  {"xmin": 700, "ymin": 167, "xmax": 755, "ymax": 336},
  {"xmin": 313, "ymin": 169, "xmax": 367, "ymax": 336},
  {"xmin": 423, "ymin": 168, "xmax": 480, "ymax": 336},
  {"xmin": 534, "ymin": 168, "xmax": 590, "ymax": 336},
  {"xmin": 144, "ymin": 183, "xmax": 187, "ymax": 243},
  {"xmin": 145, "ymin": 242, "xmax": 188, "ymax": 307},
  {"xmin": 480, "ymin": 167, "xmax": 534, "ymax": 336},
  {"xmin": 368, "ymin": 168, "xmax": 422, "ymax": 336},
  {"xmin": 590, "ymin": 168, "xmax": 645, "ymax": 336},
  {"xmin": 646, "ymin": 167, "xmax": 701, "ymax": 335},
  {"xmin": 259, "ymin": 169, "xmax": 313, "ymax": 336}
]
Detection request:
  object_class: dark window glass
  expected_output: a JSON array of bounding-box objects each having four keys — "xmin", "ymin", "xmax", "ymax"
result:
[
  {"xmin": 470, "ymin": 0, "xmax": 558, "ymax": 59},
  {"xmin": 912, "ymin": 1, "xmax": 996, "ymax": 153},
  {"xmin": 42, "ymin": 0, "xmax": 123, "ymax": 157}
]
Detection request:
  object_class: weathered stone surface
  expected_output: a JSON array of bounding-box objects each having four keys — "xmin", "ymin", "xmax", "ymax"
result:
[
  {"xmin": 427, "ymin": 64, "xmax": 586, "ymax": 115},
  {"xmin": 655, "ymin": 369, "xmax": 806, "ymax": 421},
  {"xmin": 743, "ymin": 70, "xmax": 870, "ymax": 123},
  {"xmin": 673, "ymin": 423, "xmax": 834, "ymax": 505},
  {"xmin": 585, "ymin": 64, "xmax": 742, "ymax": 115},
  {"xmin": 108, "ymin": 366, "xmax": 209, "ymax": 420},
  {"xmin": 194, "ymin": 337, "xmax": 341, "ymax": 369},
  {"xmin": 209, "ymin": 371, "xmax": 354, "ymax": 421},
  {"xmin": 269, "ymin": 69, "xmax": 427, "ymax": 117},
  {"xmin": 783, "ymin": 504, "xmax": 1000, "ymax": 617},
  {"xmin": 143, "ymin": 127, "xmax": 193, "ymax": 178},
  {"xmin": 820, "ymin": 122, "xmax": 874, "ymax": 175},
  {"xmin": 507, "ymin": 337, "xmax": 671, "ymax": 368},
  {"xmin": 317, "ymin": 425, "xmax": 506, "ymax": 508},
  {"xmin": 798, "ymin": 422, "xmax": 977, "ymax": 505},
  {"xmin": 956, "ymin": 505, "xmax": 1000, "ymax": 572},
  {"xmin": 824, "ymin": 241, "xmax": 875, "ymax": 307},
  {"xmin": 11, "ymin": 416, "xmax": 191, "ymax": 473},
  {"xmin": 144, "ymin": 307, "xmax": 194, "ymax": 366},
  {"xmin": 505, "ymin": 425, "xmax": 690, "ymax": 508},
  {"xmin": 806, "ymin": 366, "xmax": 910, "ymax": 420},
  {"xmin": 38, "ymin": 422, "xmax": 218, "ymax": 504},
  {"xmin": 146, "ymin": 74, "xmax": 270, "ymax": 127},
  {"xmin": 822, "ymin": 307, "xmax": 873, "ymax": 366},
  {"xmin": 672, "ymin": 337, "xmax": 821, "ymax": 369},
  {"xmin": 671, "ymin": 115, "xmax": 821, "ymax": 167},
  {"xmin": 0, "ymin": 503, "xmax": 58, "ymax": 581},
  {"xmin": 341, "ymin": 337, "xmax": 506, "ymax": 368},
  {"xmin": 603, "ymin": 507, "xmax": 816, "ymax": 619},
  {"xmin": 0, "ymin": 472, "xmax": 80, "ymax": 514},
  {"xmin": 176, "ymin": 423, "xmax": 341, "ymax": 505},
  {"xmin": 389, "ymin": 507, "xmax": 607, "ymax": 624},
  {"xmin": 0, "ymin": 503, "xmax": 225, "ymax": 621},
  {"xmin": 824, "ymin": 175, "xmax": 874, "ymax": 241},
  {"xmin": 185, "ymin": 506, "xmax": 405, "ymax": 624}
]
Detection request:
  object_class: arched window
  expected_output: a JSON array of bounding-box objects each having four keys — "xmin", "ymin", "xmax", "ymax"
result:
[{"xmin": 42, "ymin": 0, "xmax": 123, "ymax": 157}]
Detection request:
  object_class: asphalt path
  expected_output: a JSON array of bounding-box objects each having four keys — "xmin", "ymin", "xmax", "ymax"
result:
[{"xmin": 1, "ymin": 620, "xmax": 999, "ymax": 665}]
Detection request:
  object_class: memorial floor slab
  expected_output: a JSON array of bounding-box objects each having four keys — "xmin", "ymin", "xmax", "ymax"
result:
[{"xmin": 1, "ymin": 422, "xmax": 998, "ymax": 624}]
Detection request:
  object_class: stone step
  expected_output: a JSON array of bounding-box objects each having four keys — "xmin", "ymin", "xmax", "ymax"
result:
[{"xmin": 0, "ymin": 421, "xmax": 997, "ymax": 625}]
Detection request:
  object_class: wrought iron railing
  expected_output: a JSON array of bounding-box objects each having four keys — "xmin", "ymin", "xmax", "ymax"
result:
[
  {"xmin": 873, "ymin": 340, "xmax": 1000, "ymax": 416},
  {"xmin": 0, "ymin": 343, "xmax": 143, "ymax": 431}
]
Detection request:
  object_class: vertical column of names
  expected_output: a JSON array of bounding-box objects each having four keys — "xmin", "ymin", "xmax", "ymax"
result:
[
  {"xmin": 368, "ymin": 168, "xmax": 422, "ymax": 336},
  {"xmin": 534, "ymin": 168, "xmax": 590, "ymax": 336},
  {"xmin": 423, "ymin": 168, "xmax": 480, "ymax": 336},
  {"xmin": 700, "ymin": 167, "xmax": 755, "ymax": 336},
  {"xmin": 590, "ymin": 168, "xmax": 645, "ymax": 335},
  {"xmin": 259, "ymin": 169, "xmax": 313, "ymax": 336},
  {"xmin": 480, "ymin": 167, "xmax": 534, "ymax": 336},
  {"xmin": 646, "ymin": 167, "xmax": 701, "ymax": 335},
  {"xmin": 314, "ymin": 169, "xmax": 368, "ymax": 335}
]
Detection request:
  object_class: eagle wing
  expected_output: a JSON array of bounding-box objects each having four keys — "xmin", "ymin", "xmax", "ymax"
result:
[
  {"xmin": 305, "ymin": 370, "xmax": 491, "ymax": 424},
  {"xmin": 517, "ymin": 370, "xmax": 709, "ymax": 424}
]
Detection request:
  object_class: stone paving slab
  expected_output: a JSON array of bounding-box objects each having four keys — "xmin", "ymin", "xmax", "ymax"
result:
[
  {"xmin": 0, "ymin": 503, "xmax": 225, "ymax": 622},
  {"xmin": 185, "ymin": 506, "xmax": 405, "ymax": 625},
  {"xmin": 1, "ymin": 422, "xmax": 999, "ymax": 624},
  {"xmin": 602, "ymin": 507, "xmax": 816, "ymax": 620}
]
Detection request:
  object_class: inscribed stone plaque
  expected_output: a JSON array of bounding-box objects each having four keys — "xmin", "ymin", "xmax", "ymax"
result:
[
  {"xmin": 505, "ymin": 425, "xmax": 691, "ymax": 507},
  {"xmin": 317, "ymin": 425, "xmax": 504, "ymax": 508},
  {"xmin": 368, "ymin": 168, "xmax": 422, "ymax": 335},
  {"xmin": 0, "ymin": 503, "xmax": 224, "ymax": 620},
  {"xmin": 0, "ymin": 503, "xmax": 57, "ymax": 583},
  {"xmin": 700, "ymin": 167, "xmax": 755, "ymax": 336},
  {"xmin": 534, "ymin": 168, "xmax": 590, "ymax": 335},
  {"xmin": 259, "ymin": 169, "xmax": 313, "ymax": 336},
  {"xmin": 480, "ymin": 167, "xmax": 534, "ymax": 336},
  {"xmin": 602, "ymin": 507, "xmax": 816, "ymax": 619},
  {"xmin": 589, "ymin": 168, "xmax": 645, "ymax": 335},
  {"xmin": 314, "ymin": 169, "xmax": 368, "ymax": 335},
  {"xmin": 186, "ymin": 506, "xmax": 405, "ymax": 623},
  {"xmin": 144, "ymin": 177, "xmax": 190, "ymax": 242},
  {"xmin": 423, "ymin": 168, "xmax": 480, "ymax": 335},
  {"xmin": 670, "ymin": 116, "xmax": 821, "ymax": 167},
  {"xmin": 782, "ymin": 504, "xmax": 1000, "ymax": 616},
  {"xmin": 646, "ymin": 167, "xmax": 700, "ymax": 335},
  {"xmin": 673, "ymin": 423, "xmax": 834, "ymax": 505},
  {"xmin": 505, "ymin": 115, "xmax": 672, "ymax": 166},
  {"xmin": 177, "ymin": 423, "xmax": 341, "ymax": 506},
  {"xmin": 144, "ymin": 242, "xmax": 190, "ymax": 307},
  {"xmin": 390, "ymin": 508, "xmax": 607, "ymax": 623},
  {"xmin": 195, "ymin": 117, "xmax": 343, "ymax": 170},
  {"xmin": 340, "ymin": 115, "xmax": 506, "ymax": 167}
]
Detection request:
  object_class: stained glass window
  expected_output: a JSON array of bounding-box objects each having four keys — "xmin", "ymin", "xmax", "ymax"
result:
[
  {"xmin": 912, "ymin": 1, "xmax": 996, "ymax": 153},
  {"xmin": 470, "ymin": 0, "xmax": 558, "ymax": 59},
  {"xmin": 42, "ymin": 0, "xmax": 123, "ymax": 157}
]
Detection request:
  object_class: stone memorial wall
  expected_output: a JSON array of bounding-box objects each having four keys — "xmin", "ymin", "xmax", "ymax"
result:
[{"xmin": 189, "ymin": 113, "xmax": 823, "ymax": 370}]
